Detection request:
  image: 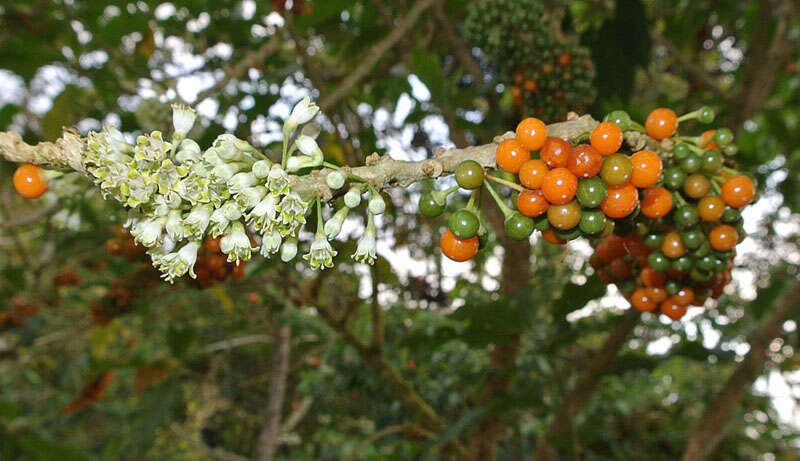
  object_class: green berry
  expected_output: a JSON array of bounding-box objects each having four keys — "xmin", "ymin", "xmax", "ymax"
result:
[
  {"xmin": 665, "ymin": 280, "xmax": 680, "ymax": 295},
  {"xmin": 534, "ymin": 215, "xmax": 551, "ymax": 232},
  {"xmin": 644, "ymin": 233, "xmax": 664, "ymax": 249},
  {"xmin": 712, "ymin": 258, "xmax": 727, "ymax": 273},
  {"xmin": 689, "ymin": 268, "xmax": 711, "ymax": 282},
  {"xmin": 680, "ymin": 229, "xmax": 705, "ymax": 250},
  {"xmin": 697, "ymin": 106, "xmax": 715, "ymax": 124},
  {"xmin": 505, "ymin": 212, "xmax": 534, "ymax": 240},
  {"xmin": 663, "ymin": 167, "xmax": 686, "ymax": 190},
  {"xmin": 672, "ymin": 256, "xmax": 692, "ymax": 272},
  {"xmin": 600, "ymin": 154, "xmax": 633, "ymax": 186},
  {"xmin": 449, "ymin": 209, "xmax": 480, "ymax": 239},
  {"xmin": 555, "ymin": 227, "xmax": 581, "ymax": 241},
  {"xmin": 723, "ymin": 145, "xmax": 738, "ymax": 156},
  {"xmin": 696, "ymin": 255, "xmax": 715, "ymax": 271},
  {"xmin": 693, "ymin": 240, "xmax": 711, "ymax": 257},
  {"xmin": 722, "ymin": 207, "xmax": 740, "ymax": 223},
  {"xmin": 673, "ymin": 143, "xmax": 692, "ymax": 159},
  {"xmin": 680, "ymin": 155, "xmax": 701, "ymax": 173},
  {"xmin": 455, "ymin": 160, "xmax": 484, "ymax": 190},
  {"xmin": 712, "ymin": 128, "xmax": 733, "ymax": 146},
  {"xmin": 674, "ymin": 206, "xmax": 699, "ymax": 229},
  {"xmin": 577, "ymin": 177, "xmax": 607, "ymax": 208},
  {"xmin": 700, "ymin": 150, "xmax": 724, "ymax": 174},
  {"xmin": 648, "ymin": 252, "xmax": 669, "ymax": 271},
  {"xmin": 579, "ymin": 210, "xmax": 607, "ymax": 235},
  {"xmin": 419, "ymin": 192, "xmax": 444, "ymax": 217},
  {"xmin": 603, "ymin": 110, "xmax": 631, "ymax": 131}
]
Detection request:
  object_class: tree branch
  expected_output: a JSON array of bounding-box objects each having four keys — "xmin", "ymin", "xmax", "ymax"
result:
[
  {"xmin": 532, "ymin": 310, "xmax": 639, "ymax": 461},
  {"xmin": 255, "ymin": 324, "xmax": 291, "ymax": 461},
  {"xmin": 318, "ymin": 0, "xmax": 442, "ymax": 111},
  {"xmin": 432, "ymin": 1, "xmax": 484, "ymax": 84},
  {"xmin": 680, "ymin": 280, "xmax": 800, "ymax": 461}
]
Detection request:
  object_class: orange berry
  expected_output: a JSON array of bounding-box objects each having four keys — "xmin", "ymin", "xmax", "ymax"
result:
[
  {"xmin": 660, "ymin": 299, "xmax": 687, "ymax": 320},
  {"xmin": 541, "ymin": 168, "xmax": 578, "ymax": 205},
  {"xmin": 648, "ymin": 287, "xmax": 668, "ymax": 303},
  {"xmin": 496, "ymin": 139, "xmax": 530, "ymax": 174},
  {"xmin": 608, "ymin": 258, "xmax": 632, "ymax": 279},
  {"xmin": 517, "ymin": 189, "xmax": 549, "ymax": 217},
  {"xmin": 671, "ymin": 287, "xmax": 695, "ymax": 306},
  {"xmin": 518, "ymin": 159, "xmax": 549, "ymax": 189},
  {"xmin": 204, "ymin": 238, "xmax": 222, "ymax": 253},
  {"xmin": 524, "ymin": 79, "xmax": 538, "ymax": 92},
  {"xmin": 567, "ymin": 144, "xmax": 602, "ymax": 178},
  {"xmin": 645, "ymin": 108, "xmax": 678, "ymax": 140},
  {"xmin": 13, "ymin": 163, "xmax": 48, "ymax": 199},
  {"xmin": 700, "ymin": 130, "xmax": 720, "ymax": 149},
  {"xmin": 540, "ymin": 137, "xmax": 571, "ymax": 168},
  {"xmin": 630, "ymin": 288, "xmax": 657, "ymax": 312},
  {"xmin": 641, "ymin": 267, "xmax": 666, "ymax": 287},
  {"xmin": 709, "ymin": 225, "xmax": 738, "ymax": 252},
  {"xmin": 230, "ymin": 261, "xmax": 247, "ymax": 279},
  {"xmin": 661, "ymin": 232, "xmax": 686, "ymax": 259},
  {"xmin": 440, "ymin": 229, "xmax": 479, "ymax": 262},
  {"xmin": 600, "ymin": 183, "xmax": 639, "ymax": 219},
  {"xmin": 721, "ymin": 175, "xmax": 755, "ymax": 208},
  {"xmin": 516, "ymin": 117, "xmax": 548, "ymax": 151},
  {"xmin": 698, "ymin": 195, "xmax": 725, "ymax": 221},
  {"xmin": 640, "ymin": 187, "xmax": 673, "ymax": 218},
  {"xmin": 684, "ymin": 173, "xmax": 711, "ymax": 199},
  {"xmin": 630, "ymin": 150, "xmax": 663, "ymax": 188},
  {"xmin": 541, "ymin": 228, "xmax": 566, "ymax": 245},
  {"xmin": 547, "ymin": 201, "xmax": 581, "ymax": 230},
  {"xmin": 590, "ymin": 121, "xmax": 623, "ymax": 155}
]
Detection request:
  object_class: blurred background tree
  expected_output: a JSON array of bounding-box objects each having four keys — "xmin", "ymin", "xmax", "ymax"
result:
[{"xmin": 0, "ymin": 0, "xmax": 798, "ymax": 460}]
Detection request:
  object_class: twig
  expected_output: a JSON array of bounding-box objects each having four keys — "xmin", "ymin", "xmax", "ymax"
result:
[
  {"xmin": 318, "ymin": 0, "xmax": 442, "ymax": 111},
  {"xmin": 255, "ymin": 324, "xmax": 291, "ymax": 461},
  {"xmin": 203, "ymin": 334, "xmax": 272, "ymax": 354},
  {"xmin": 681, "ymin": 281, "xmax": 800, "ymax": 461}
]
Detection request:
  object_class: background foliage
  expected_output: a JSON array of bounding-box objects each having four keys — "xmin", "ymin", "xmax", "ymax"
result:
[{"xmin": 0, "ymin": 0, "xmax": 799, "ymax": 460}]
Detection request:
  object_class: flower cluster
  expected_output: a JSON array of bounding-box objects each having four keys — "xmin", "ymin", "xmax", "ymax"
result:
[{"xmin": 83, "ymin": 97, "xmax": 380, "ymax": 282}]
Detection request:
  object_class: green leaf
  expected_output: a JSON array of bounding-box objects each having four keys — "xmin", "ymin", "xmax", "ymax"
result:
[
  {"xmin": 16, "ymin": 435, "xmax": 93, "ymax": 461},
  {"xmin": 411, "ymin": 49, "xmax": 447, "ymax": 103},
  {"xmin": 42, "ymin": 86, "xmax": 87, "ymax": 140}
]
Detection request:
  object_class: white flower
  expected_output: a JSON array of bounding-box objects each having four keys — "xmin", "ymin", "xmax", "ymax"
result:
[
  {"xmin": 185, "ymin": 204, "xmax": 213, "ymax": 238},
  {"xmin": 284, "ymin": 96, "xmax": 319, "ymax": 133},
  {"xmin": 324, "ymin": 206, "xmax": 349, "ymax": 239},
  {"xmin": 286, "ymin": 155, "xmax": 314, "ymax": 172},
  {"xmin": 134, "ymin": 131, "xmax": 172, "ymax": 163},
  {"xmin": 220, "ymin": 221, "xmax": 255, "ymax": 263},
  {"xmin": 154, "ymin": 159, "xmax": 188, "ymax": 194},
  {"xmin": 248, "ymin": 193, "xmax": 279, "ymax": 231},
  {"xmin": 278, "ymin": 192, "xmax": 309, "ymax": 226},
  {"xmin": 212, "ymin": 162, "xmax": 248, "ymax": 183},
  {"xmin": 165, "ymin": 209, "xmax": 186, "ymax": 241},
  {"xmin": 260, "ymin": 229, "xmax": 282, "ymax": 256},
  {"xmin": 213, "ymin": 134, "xmax": 245, "ymax": 161},
  {"xmin": 131, "ymin": 217, "xmax": 165, "ymax": 248},
  {"xmin": 353, "ymin": 213, "xmax": 377, "ymax": 265},
  {"xmin": 221, "ymin": 200, "xmax": 243, "ymax": 221},
  {"xmin": 252, "ymin": 159, "xmax": 273, "ymax": 178},
  {"xmin": 280, "ymin": 237, "xmax": 298, "ymax": 262},
  {"xmin": 236, "ymin": 185, "xmax": 267, "ymax": 210},
  {"xmin": 209, "ymin": 206, "xmax": 232, "ymax": 237},
  {"xmin": 344, "ymin": 186, "xmax": 362, "ymax": 208},
  {"xmin": 175, "ymin": 139, "xmax": 201, "ymax": 164},
  {"xmin": 176, "ymin": 172, "xmax": 212, "ymax": 205},
  {"xmin": 368, "ymin": 191, "xmax": 386, "ymax": 215},
  {"xmin": 227, "ymin": 172, "xmax": 257, "ymax": 195},
  {"xmin": 267, "ymin": 164, "xmax": 290, "ymax": 194},
  {"xmin": 303, "ymin": 234, "xmax": 337, "ymax": 270},
  {"xmin": 171, "ymin": 104, "xmax": 197, "ymax": 140},
  {"xmin": 326, "ymin": 170, "xmax": 346, "ymax": 190},
  {"xmin": 301, "ymin": 123, "xmax": 321, "ymax": 139},
  {"xmin": 158, "ymin": 241, "xmax": 201, "ymax": 283},
  {"xmin": 295, "ymin": 135, "xmax": 323, "ymax": 159}
]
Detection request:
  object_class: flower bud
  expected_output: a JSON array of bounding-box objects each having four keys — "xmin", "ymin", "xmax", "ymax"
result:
[
  {"xmin": 324, "ymin": 206, "xmax": 349, "ymax": 240},
  {"xmin": 344, "ymin": 186, "xmax": 362, "ymax": 208},
  {"xmin": 326, "ymin": 170, "xmax": 346, "ymax": 190},
  {"xmin": 172, "ymin": 104, "xmax": 197, "ymax": 139},
  {"xmin": 368, "ymin": 192, "xmax": 386, "ymax": 215},
  {"xmin": 252, "ymin": 159, "xmax": 273, "ymax": 178},
  {"xmin": 280, "ymin": 237, "xmax": 298, "ymax": 262},
  {"xmin": 284, "ymin": 97, "xmax": 319, "ymax": 133}
]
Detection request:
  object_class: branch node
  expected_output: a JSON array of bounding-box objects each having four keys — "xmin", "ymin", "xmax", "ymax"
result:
[
  {"xmin": 365, "ymin": 152, "xmax": 381, "ymax": 166},
  {"xmin": 421, "ymin": 159, "xmax": 443, "ymax": 177}
]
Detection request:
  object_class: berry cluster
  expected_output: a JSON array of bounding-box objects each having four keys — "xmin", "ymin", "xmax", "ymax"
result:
[
  {"xmin": 0, "ymin": 296, "xmax": 40, "ymax": 330},
  {"xmin": 425, "ymin": 107, "xmax": 753, "ymax": 318},
  {"xmin": 464, "ymin": 0, "xmax": 596, "ymax": 121}
]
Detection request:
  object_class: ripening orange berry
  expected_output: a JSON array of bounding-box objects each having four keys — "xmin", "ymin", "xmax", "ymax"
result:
[
  {"xmin": 661, "ymin": 232, "xmax": 686, "ymax": 259},
  {"xmin": 645, "ymin": 108, "xmax": 678, "ymax": 140},
  {"xmin": 640, "ymin": 267, "xmax": 666, "ymax": 287},
  {"xmin": 13, "ymin": 163, "xmax": 48, "ymax": 199},
  {"xmin": 721, "ymin": 175, "xmax": 755, "ymax": 208},
  {"xmin": 440, "ymin": 229, "xmax": 479, "ymax": 262},
  {"xmin": 517, "ymin": 189, "xmax": 549, "ymax": 217},
  {"xmin": 496, "ymin": 139, "xmax": 530, "ymax": 174},
  {"xmin": 541, "ymin": 168, "xmax": 578, "ymax": 205},
  {"xmin": 590, "ymin": 121, "xmax": 623, "ymax": 155},
  {"xmin": 600, "ymin": 183, "xmax": 639, "ymax": 219},
  {"xmin": 540, "ymin": 137, "xmax": 571, "ymax": 168},
  {"xmin": 684, "ymin": 173, "xmax": 711, "ymax": 199},
  {"xmin": 698, "ymin": 195, "xmax": 725, "ymax": 221},
  {"xmin": 518, "ymin": 159, "xmax": 549, "ymax": 189},
  {"xmin": 541, "ymin": 228, "xmax": 566, "ymax": 245},
  {"xmin": 630, "ymin": 150, "xmax": 663, "ymax": 188},
  {"xmin": 671, "ymin": 287, "xmax": 695, "ymax": 306},
  {"xmin": 709, "ymin": 225, "xmax": 738, "ymax": 252},
  {"xmin": 516, "ymin": 117, "xmax": 548, "ymax": 151},
  {"xmin": 660, "ymin": 299, "xmax": 687, "ymax": 320},
  {"xmin": 607, "ymin": 258, "xmax": 632, "ymax": 279},
  {"xmin": 630, "ymin": 288, "xmax": 657, "ymax": 311},
  {"xmin": 648, "ymin": 287, "xmax": 668, "ymax": 303},
  {"xmin": 640, "ymin": 187, "xmax": 673, "ymax": 218},
  {"xmin": 700, "ymin": 130, "xmax": 720, "ymax": 149},
  {"xmin": 567, "ymin": 144, "xmax": 603, "ymax": 178}
]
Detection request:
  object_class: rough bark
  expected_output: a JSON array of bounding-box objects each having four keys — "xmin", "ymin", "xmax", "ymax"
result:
[{"xmin": 680, "ymin": 281, "xmax": 800, "ymax": 461}]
